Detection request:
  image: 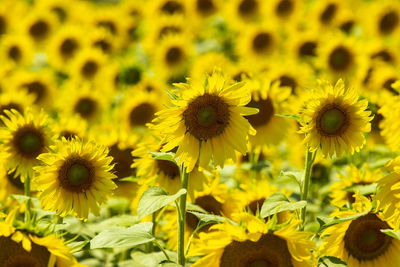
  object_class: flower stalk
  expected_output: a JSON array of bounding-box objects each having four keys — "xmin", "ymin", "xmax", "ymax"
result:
[
  {"xmin": 177, "ymin": 166, "xmax": 190, "ymax": 265},
  {"xmin": 300, "ymin": 147, "xmax": 315, "ymax": 230}
]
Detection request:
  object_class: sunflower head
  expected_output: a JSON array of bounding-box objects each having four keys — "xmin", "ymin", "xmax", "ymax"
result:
[{"xmin": 300, "ymin": 79, "xmax": 372, "ymax": 157}]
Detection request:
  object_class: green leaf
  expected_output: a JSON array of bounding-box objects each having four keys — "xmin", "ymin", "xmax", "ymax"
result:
[
  {"xmin": 150, "ymin": 152, "xmax": 176, "ymax": 163},
  {"xmin": 10, "ymin": 194, "xmax": 31, "ymax": 203},
  {"xmin": 381, "ymin": 229, "xmax": 400, "ymax": 240},
  {"xmin": 260, "ymin": 193, "xmax": 306, "ymax": 218},
  {"xmin": 344, "ymin": 183, "xmax": 377, "ymax": 195},
  {"xmin": 90, "ymin": 222, "xmax": 155, "ymax": 249},
  {"xmin": 275, "ymin": 114, "xmax": 301, "ymax": 120},
  {"xmin": 319, "ymin": 256, "xmax": 347, "ymax": 266},
  {"xmin": 137, "ymin": 187, "xmax": 187, "ymax": 220},
  {"xmin": 317, "ymin": 209, "xmax": 369, "ymax": 234},
  {"xmin": 278, "ymin": 171, "xmax": 302, "ymax": 185},
  {"xmin": 187, "ymin": 211, "xmax": 226, "ymax": 224}
]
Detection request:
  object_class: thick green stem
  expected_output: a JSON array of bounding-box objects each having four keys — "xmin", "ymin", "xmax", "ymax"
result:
[
  {"xmin": 300, "ymin": 148, "xmax": 315, "ymax": 230},
  {"xmin": 177, "ymin": 167, "xmax": 189, "ymax": 266}
]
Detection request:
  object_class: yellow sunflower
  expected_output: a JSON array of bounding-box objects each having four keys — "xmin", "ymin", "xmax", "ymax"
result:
[
  {"xmin": 189, "ymin": 52, "xmax": 233, "ymax": 83},
  {"xmin": 362, "ymin": 0, "xmax": 400, "ymax": 37},
  {"xmin": 151, "ymin": 69, "xmax": 257, "ymax": 172},
  {"xmin": 0, "ymin": 217, "xmax": 81, "ymax": 267},
  {"xmin": 0, "ymin": 166, "xmax": 26, "ymax": 203},
  {"xmin": 329, "ymin": 164, "xmax": 382, "ymax": 207},
  {"xmin": 0, "ymin": 109, "xmax": 55, "ymax": 181},
  {"xmin": 0, "ymin": 88, "xmax": 36, "ymax": 126},
  {"xmin": 53, "ymin": 113, "xmax": 88, "ymax": 141},
  {"xmin": 320, "ymin": 193, "xmax": 400, "ymax": 266},
  {"xmin": 0, "ymin": 33, "xmax": 34, "ymax": 67},
  {"xmin": 34, "ymin": 137, "xmax": 117, "ymax": 220},
  {"xmin": 190, "ymin": 213, "xmax": 316, "ymax": 267},
  {"xmin": 68, "ymin": 47, "xmax": 108, "ymax": 83},
  {"xmin": 299, "ymin": 79, "xmax": 372, "ymax": 157},
  {"xmin": 21, "ymin": 9, "xmax": 58, "ymax": 45}
]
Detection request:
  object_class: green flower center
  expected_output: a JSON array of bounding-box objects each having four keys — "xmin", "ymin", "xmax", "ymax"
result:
[
  {"xmin": 320, "ymin": 107, "xmax": 345, "ymax": 133},
  {"xmin": 13, "ymin": 126, "xmax": 45, "ymax": 159},
  {"xmin": 67, "ymin": 163, "xmax": 90, "ymax": 186},
  {"xmin": 198, "ymin": 106, "xmax": 216, "ymax": 126},
  {"xmin": 58, "ymin": 157, "xmax": 94, "ymax": 192}
]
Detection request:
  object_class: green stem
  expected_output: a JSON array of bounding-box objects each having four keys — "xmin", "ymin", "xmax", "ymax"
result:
[
  {"xmin": 153, "ymin": 240, "xmax": 171, "ymax": 261},
  {"xmin": 299, "ymin": 148, "xmax": 315, "ymax": 230},
  {"xmin": 177, "ymin": 167, "xmax": 189, "ymax": 266},
  {"xmin": 24, "ymin": 175, "xmax": 31, "ymax": 224}
]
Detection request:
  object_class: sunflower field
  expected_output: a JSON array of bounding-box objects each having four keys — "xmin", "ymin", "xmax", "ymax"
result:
[{"xmin": 2, "ymin": 0, "xmax": 400, "ymax": 266}]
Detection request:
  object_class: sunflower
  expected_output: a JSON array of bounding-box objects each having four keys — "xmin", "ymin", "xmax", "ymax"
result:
[
  {"xmin": 163, "ymin": 177, "xmax": 240, "ymax": 250},
  {"xmin": 189, "ymin": 52, "xmax": 233, "ymax": 83},
  {"xmin": 0, "ymin": 109, "xmax": 54, "ymax": 181},
  {"xmin": 88, "ymin": 28, "xmax": 115, "ymax": 55},
  {"xmin": 34, "ymin": 137, "xmax": 117, "ymax": 219},
  {"xmin": 299, "ymin": 79, "xmax": 372, "ymax": 157},
  {"xmin": 224, "ymin": 0, "xmax": 267, "ymax": 28},
  {"xmin": 363, "ymin": 0, "xmax": 400, "ymax": 37},
  {"xmin": 310, "ymin": 0, "xmax": 346, "ymax": 29},
  {"xmin": 0, "ymin": 166, "xmax": 26, "ymax": 203},
  {"xmin": 320, "ymin": 193, "xmax": 400, "ymax": 266},
  {"xmin": 0, "ymin": 33, "xmax": 34, "ymax": 67},
  {"xmin": 36, "ymin": 0, "xmax": 73, "ymax": 23},
  {"xmin": 0, "ymin": 217, "xmax": 81, "ymax": 267},
  {"xmin": 329, "ymin": 164, "xmax": 382, "ymax": 207},
  {"xmin": 148, "ymin": 0, "xmax": 188, "ymax": 17},
  {"xmin": 53, "ymin": 113, "xmax": 88, "ymax": 141},
  {"xmin": 187, "ymin": 0, "xmax": 220, "ymax": 20},
  {"xmin": 0, "ymin": 88, "xmax": 36, "ymax": 126},
  {"xmin": 190, "ymin": 213, "xmax": 316, "ymax": 267},
  {"xmin": 68, "ymin": 47, "xmax": 108, "ymax": 83},
  {"xmin": 22, "ymin": 10, "xmax": 58, "ymax": 45},
  {"xmin": 286, "ymin": 26, "xmax": 319, "ymax": 61},
  {"xmin": 377, "ymin": 86, "xmax": 400, "ymax": 150},
  {"xmin": 368, "ymin": 63, "xmax": 400, "ymax": 95},
  {"xmin": 132, "ymin": 136, "xmax": 206, "ymax": 199},
  {"xmin": 151, "ymin": 70, "xmax": 257, "ymax": 172}
]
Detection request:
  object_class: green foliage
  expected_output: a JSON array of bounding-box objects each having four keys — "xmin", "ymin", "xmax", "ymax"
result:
[
  {"xmin": 319, "ymin": 256, "xmax": 347, "ymax": 266},
  {"xmin": 260, "ymin": 193, "xmax": 306, "ymax": 218}
]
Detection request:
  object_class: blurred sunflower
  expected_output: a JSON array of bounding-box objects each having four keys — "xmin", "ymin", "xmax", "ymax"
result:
[
  {"xmin": 364, "ymin": 1, "xmax": 400, "ymax": 37},
  {"xmin": 22, "ymin": 10, "xmax": 58, "ymax": 45},
  {"xmin": 0, "ymin": 109, "xmax": 54, "ymax": 181},
  {"xmin": 0, "ymin": 34, "xmax": 34, "ymax": 67},
  {"xmin": 53, "ymin": 113, "xmax": 88, "ymax": 141},
  {"xmin": 190, "ymin": 213, "xmax": 316, "ymax": 267},
  {"xmin": 0, "ymin": 167, "xmax": 26, "ymax": 203},
  {"xmin": 320, "ymin": 193, "xmax": 400, "ymax": 266},
  {"xmin": 149, "ymin": 0, "xmax": 188, "ymax": 17},
  {"xmin": 69, "ymin": 47, "xmax": 108, "ymax": 83},
  {"xmin": 151, "ymin": 70, "xmax": 257, "ymax": 172},
  {"xmin": 0, "ymin": 88, "xmax": 36, "ymax": 126},
  {"xmin": 299, "ymin": 79, "xmax": 372, "ymax": 157},
  {"xmin": 378, "ymin": 84, "xmax": 400, "ymax": 150},
  {"xmin": 34, "ymin": 137, "xmax": 117, "ymax": 219}
]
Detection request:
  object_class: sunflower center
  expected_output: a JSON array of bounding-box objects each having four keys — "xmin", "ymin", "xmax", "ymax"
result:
[
  {"xmin": 344, "ymin": 213, "xmax": 392, "ymax": 261},
  {"xmin": 121, "ymin": 66, "xmax": 142, "ymax": 85},
  {"xmin": 279, "ymin": 75, "xmax": 297, "ymax": 92},
  {"xmin": 166, "ymin": 47, "xmax": 184, "ymax": 66},
  {"xmin": 29, "ymin": 20, "xmax": 49, "ymax": 41},
  {"xmin": 196, "ymin": 0, "xmax": 216, "ymax": 15},
  {"xmin": 252, "ymin": 33, "xmax": 272, "ymax": 54},
  {"xmin": 247, "ymin": 198, "xmax": 265, "ymax": 215},
  {"xmin": 13, "ymin": 126, "xmax": 45, "ymax": 159},
  {"xmin": 186, "ymin": 195, "xmax": 224, "ymax": 231},
  {"xmin": 74, "ymin": 97, "xmax": 97, "ymax": 118},
  {"xmin": 238, "ymin": 0, "xmax": 258, "ymax": 18},
  {"xmin": 94, "ymin": 39, "xmax": 111, "ymax": 54},
  {"xmin": 0, "ymin": 236, "xmax": 50, "ymax": 267},
  {"xmin": 6, "ymin": 170, "xmax": 24, "ymax": 190},
  {"xmin": 60, "ymin": 38, "xmax": 78, "ymax": 59},
  {"xmin": 23, "ymin": 81, "xmax": 46, "ymax": 104},
  {"xmin": 81, "ymin": 60, "xmax": 99, "ymax": 79},
  {"xmin": 183, "ymin": 93, "xmax": 230, "ymax": 140},
  {"xmin": 299, "ymin": 41, "xmax": 317, "ymax": 57},
  {"xmin": 379, "ymin": 10, "xmax": 399, "ymax": 35},
  {"xmin": 157, "ymin": 159, "xmax": 180, "ymax": 179},
  {"xmin": 8, "ymin": 45, "xmax": 21, "ymax": 62},
  {"xmin": 340, "ymin": 20, "xmax": 354, "ymax": 33},
  {"xmin": 161, "ymin": 1, "xmax": 184, "ymax": 15},
  {"xmin": 109, "ymin": 144, "xmax": 134, "ymax": 179},
  {"xmin": 97, "ymin": 21, "xmax": 117, "ymax": 35},
  {"xmin": 220, "ymin": 233, "xmax": 293, "ymax": 267},
  {"xmin": 317, "ymin": 106, "xmax": 348, "ymax": 136},
  {"xmin": 58, "ymin": 156, "xmax": 94, "ymax": 192},
  {"xmin": 320, "ymin": 3, "xmax": 337, "ymax": 24},
  {"xmin": 329, "ymin": 46, "xmax": 353, "ymax": 71},
  {"xmin": 275, "ymin": 0, "xmax": 293, "ymax": 17},
  {"xmin": 245, "ymin": 98, "xmax": 274, "ymax": 128},
  {"xmin": 159, "ymin": 26, "xmax": 181, "ymax": 39},
  {"xmin": 129, "ymin": 102, "xmax": 156, "ymax": 127},
  {"xmin": 0, "ymin": 16, "xmax": 6, "ymax": 35}
]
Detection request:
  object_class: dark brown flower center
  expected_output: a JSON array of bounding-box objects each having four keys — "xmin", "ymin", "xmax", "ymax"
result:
[
  {"xmin": 58, "ymin": 156, "xmax": 94, "ymax": 192},
  {"xmin": 316, "ymin": 105, "xmax": 349, "ymax": 136},
  {"xmin": 81, "ymin": 60, "xmax": 99, "ymax": 79},
  {"xmin": 279, "ymin": 75, "xmax": 297, "ymax": 92},
  {"xmin": 165, "ymin": 46, "xmax": 184, "ymax": 66},
  {"xmin": 252, "ymin": 33, "xmax": 272, "ymax": 54},
  {"xmin": 29, "ymin": 20, "xmax": 49, "ymax": 41},
  {"xmin": 220, "ymin": 233, "xmax": 293, "ymax": 267},
  {"xmin": 329, "ymin": 46, "xmax": 353, "ymax": 72},
  {"xmin": 340, "ymin": 20, "xmax": 354, "ymax": 33},
  {"xmin": 344, "ymin": 213, "xmax": 392, "ymax": 261},
  {"xmin": 109, "ymin": 144, "xmax": 134, "ymax": 179},
  {"xmin": 129, "ymin": 102, "xmax": 156, "ymax": 127},
  {"xmin": 320, "ymin": 3, "xmax": 337, "ymax": 24},
  {"xmin": 238, "ymin": 0, "xmax": 258, "ymax": 18},
  {"xmin": 74, "ymin": 97, "xmax": 97, "ymax": 119},
  {"xmin": 157, "ymin": 159, "xmax": 180, "ymax": 178},
  {"xmin": 371, "ymin": 50, "xmax": 393, "ymax": 63},
  {"xmin": 196, "ymin": 0, "xmax": 216, "ymax": 15},
  {"xmin": 245, "ymin": 98, "xmax": 274, "ymax": 128},
  {"xmin": 275, "ymin": 0, "xmax": 293, "ymax": 17},
  {"xmin": 60, "ymin": 38, "xmax": 78, "ymax": 59},
  {"xmin": 346, "ymin": 182, "xmax": 370, "ymax": 203},
  {"xmin": 12, "ymin": 125, "xmax": 45, "ymax": 159},
  {"xmin": 0, "ymin": 236, "xmax": 50, "ymax": 267},
  {"xmin": 379, "ymin": 10, "xmax": 399, "ymax": 35},
  {"xmin": 159, "ymin": 26, "xmax": 182, "ymax": 39},
  {"xmin": 97, "ymin": 21, "xmax": 117, "ymax": 35},
  {"xmin": 51, "ymin": 6, "xmax": 67, "ymax": 22},
  {"xmin": 161, "ymin": 1, "xmax": 184, "ymax": 15},
  {"xmin": 6, "ymin": 170, "xmax": 24, "ymax": 190},
  {"xmin": 299, "ymin": 41, "xmax": 317, "ymax": 57},
  {"xmin": 94, "ymin": 39, "xmax": 111, "ymax": 54},
  {"xmin": 22, "ymin": 81, "xmax": 47, "ymax": 104},
  {"xmin": 247, "ymin": 198, "xmax": 266, "ymax": 215},
  {"xmin": 59, "ymin": 130, "xmax": 78, "ymax": 140},
  {"xmin": 186, "ymin": 195, "xmax": 224, "ymax": 231},
  {"xmin": 121, "ymin": 67, "xmax": 142, "ymax": 85},
  {"xmin": 183, "ymin": 93, "xmax": 230, "ymax": 140},
  {"xmin": 8, "ymin": 45, "xmax": 21, "ymax": 62}
]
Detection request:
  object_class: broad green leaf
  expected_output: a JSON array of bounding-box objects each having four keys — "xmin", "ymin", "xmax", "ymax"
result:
[
  {"xmin": 275, "ymin": 114, "xmax": 301, "ymax": 120},
  {"xmin": 130, "ymin": 251, "xmax": 177, "ymax": 267},
  {"xmin": 319, "ymin": 256, "xmax": 347, "ymax": 266},
  {"xmin": 277, "ymin": 171, "xmax": 302, "ymax": 186},
  {"xmin": 150, "ymin": 152, "xmax": 176, "ymax": 163},
  {"xmin": 381, "ymin": 229, "xmax": 400, "ymax": 240},
  {"xmin": 10, "ymin": 194, "xmax": 31, "ymax": 203},
  {"xmin": 185, "ymin": 202, "xmax": 207, "ymax": 213},
  {"xmin": 90, "ymin": 222, "xmax": 154, "ymax": 249},
  {"xmin": 260, "ymin": 193, "xmax": 306, "ymax": 218},
  {"xmin": 317, "ymin": 209, "xmax": 369, "ymax": 234},
  {"xmin": 187, "ymin": 211, "xmax": 226, "ymax": 224},
  {"xmin": 137, "ymin": 187, "xmax": 186, "ymax": 220}
]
